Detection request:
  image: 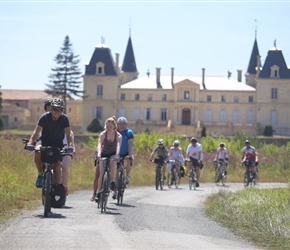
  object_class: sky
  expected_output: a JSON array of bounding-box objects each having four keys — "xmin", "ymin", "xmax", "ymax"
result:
[{"xmin": 1, "ymin": 0, "xmax": 290, "ymax": 91}]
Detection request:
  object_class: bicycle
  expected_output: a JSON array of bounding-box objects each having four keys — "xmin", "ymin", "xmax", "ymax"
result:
[
  {"xmin": 22, "ymin": 138, "xmax": 70, "ymax": 217},
  {"xmin": 187, "ymin": 159, "xmax": 198, "ymax": 190},
  {"xmin": 98, "ymin": 157, "xmax": 113, "ymax": 213},
  {"xmin": 213, "ymin": 159, "xmax": 226, "ymax": 186},
  {"xmin": 167, "ymin": 159, "xmax": 180, "ymax": 189},
  {"xmin": 116, "ymin": 156, "xmax": 132, "ymax": 205},
  {"xmin": 152, "ymin": 158, "xmax": 165, "ymax": 190},
  {"xmin": 243, "ymin": 160, "xmax": 257, "ymax": 188}
]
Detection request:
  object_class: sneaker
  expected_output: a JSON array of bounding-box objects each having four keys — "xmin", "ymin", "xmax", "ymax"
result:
[
  {"xmin": 90, "ymin": 194, "xmax": 96, "ymax": 202},
  {"xmin": 196, "ymin": 182, "xmax": 200, "ymax": 187},
  {"xmin": 111, "ymin": 191, "xmax": 116, "ymax": 200},
  {"xmin": 35, "ymin": 174, "xmax": 43, "ymax": 188},
  {"xmin": 126, "ymin": 175, "xmax": 131, "ymax": 184},
  {"xmin": 110, "ymin": 182, "xmax": 116, "ymax": 191}
]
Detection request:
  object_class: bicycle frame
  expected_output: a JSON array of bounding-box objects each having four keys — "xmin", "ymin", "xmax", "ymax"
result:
[
  {"xmin": 188, "ymin": 159, "xmax": 198, "ymax": 190},
  {"xmin": 214, "ymin": 159, "xmax": 226, "ymax": 186},
  {"xmin": 243, "ymin": 160, "xmax": 257, "ymax": 188},
  {"xmin": 116, "ymin": 156, "xmax": 127, "ymax": 205},
  {"xmin": 167, "ymin": 160, "xmax": 180, "ymax": 188}
]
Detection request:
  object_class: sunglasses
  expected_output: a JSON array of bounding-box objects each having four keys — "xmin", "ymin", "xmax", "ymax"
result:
[{"xmin": 52, "ymin": 108, "xmax": 64, "ymax": 113}]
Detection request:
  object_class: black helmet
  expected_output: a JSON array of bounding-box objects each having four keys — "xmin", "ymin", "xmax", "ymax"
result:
[
  {"xmin": 245, "ymin": 140, "xmax": 251, "ymax": 144},
  {"xmin": 220, "ymin": 142, "xmax": 225, "ymax": 147},
  {"xmin": 158, "ymin": 139, "xmax": 164, "ymax": 145},
  {"xmin": 51, "ymin": 98, "xmax": 65, "ymax": 108},
  {"xmin": 44, "ymin": 99, "xmax": 52, "ymax": 111}
]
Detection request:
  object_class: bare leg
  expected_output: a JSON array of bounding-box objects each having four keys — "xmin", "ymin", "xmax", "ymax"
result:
[{"xmin": 62, "ymin": 155, "xmax": 71, "ymax": 188}]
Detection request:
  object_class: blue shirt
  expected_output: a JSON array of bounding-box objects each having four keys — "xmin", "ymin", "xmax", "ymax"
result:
[{"xmin": 118, "ymin": 128, "xmax": 134, "ymax": 155}]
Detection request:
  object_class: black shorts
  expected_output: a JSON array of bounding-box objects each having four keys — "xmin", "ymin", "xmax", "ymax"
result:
[{"xmin": 189, "ymin": 157, "xmax": 200, "ymax": 168}]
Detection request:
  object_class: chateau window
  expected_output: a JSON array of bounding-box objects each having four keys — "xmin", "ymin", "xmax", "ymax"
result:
[
  {"xmin": 145, "ymin": 108, "xmax": 151, "ymax": 120},
  {"xmin": 234, "ymin": 96, "xmax": 239, "ymax": 103},
  {"xmin": 119, "ymin": 107, "xmax": 125, "ymax": 118},
  {"xmin": 120, "ymin": 93, "xmax": 125, "ymax": 100},
  {"xmin": 162, "ymin": 94, "xmax": 167, "ymax": 101},
  {"xmin": 95, "ymin": 106, "xmax": 102, "ymax": 120},
  {"xmin": 96, "ymin": 62, "xmax": 105, "ymax": 75},
  {"xmin": 232, "ymin": 110, "xmax": 239, "ymax": 123},
  {"xmin": 270, "ymin": 65, "xmax": 280, "ymax": 78},
  {"xmin": 96, "ymin": 85, "xmax": 103, "ymax": 96},
  {"xmin": 135, "ymin": 94, "xmax": 140, "ymax": 101},
  {"xmin": 148, "ymin": 94, "xmax": 152, "ymax": 101},
  {"xmin": 134, "ymin": 108, "xmax": 140, "ymax": 120},
  {"xmin": 249, "ymin": 96, "xmax": 254, "ymax": 103},
  {"xmin": 271, "ymin": 88, "xmax": 278, "ymax": 99},
  {"xmin": 161, "ymin": 108, "xmax": 168, "ymax": 121},
  {"xmin": 205, "ymin": 109, "xmax": 212, "ymax": 122},
  {"xmin": 247, "ymin": 110, "xmax": 254, "ymax": 123},
  {"xmin": 207, "ymin": 95, "xmax": 212, "ymax": 102},
  {"xmin": 184, "ymin": 91, "xmax": 190, "ymax": 100},
  {"xmin": 221, "ymin": 95, "xmax": 226, "ymax": 102},
  {"xmin": 271, "ymin": 110, "xmax": 277, "ymax": 124},
  {"xmin": 219, "ymin": 110, "xmax": 226, "ymax": 122}
]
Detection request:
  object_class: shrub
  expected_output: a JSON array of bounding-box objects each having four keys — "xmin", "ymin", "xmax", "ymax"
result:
[
  {"xmin": 87, "ymin": 118, "xmax": 103, "ymax": 132},
  {"xmin": 263, "ymin": 125, "xmax": 274, "ymax": 136}
]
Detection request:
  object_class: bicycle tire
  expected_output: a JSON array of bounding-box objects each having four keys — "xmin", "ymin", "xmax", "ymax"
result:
[
  {"xmin": 121, "ymin": 174, "xmax": 126, "ymax": 203},
  {"xmin": 189, "ymin": 169, "xmax": 193, "ymax": 190},
  {"xmin": 117, "ymin": 170, "xmax": 123, "ymax": 205},
  {"xmin": 155, "ymin": 165, "xmax": 160, "ymax": 190},
  {"xmin": 101, "ymin": 172, "xmax": 109, "ymax": 213},
  {"xmin": 160, "ymin": 172, "xmax": 164, "ymax": 190},
  {"xmin": 175, "ymin": 171, "xmax": 180, "ymax": 188},
  {"xmin": 244, "ymin": 172, "xmax": 248, "ymax": 188},
  {"xmin": 44, "ymin": 171, "xmax": 51, "ymax": 217},
  {"xmin": 167, "ymin": 170, "xmax": 173, "ymax": 188}
]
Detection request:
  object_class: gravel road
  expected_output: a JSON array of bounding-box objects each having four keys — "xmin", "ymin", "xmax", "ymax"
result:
[{"xmin": 0, "ymin": 182, "xmax": 288, "ymax": 249}]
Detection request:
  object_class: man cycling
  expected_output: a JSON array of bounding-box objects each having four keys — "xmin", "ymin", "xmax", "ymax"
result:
[
  {"xmin": 116, "ymin": 117, "xmax": 134, "ymax": 184},
  {"xmin": 186, "ymin": 137, "xmax": 202, "ymax": 187},
  {"xmin": 167, "ymin": 140, "xmax": 184, "ymax": 177},
  {"xmin": 241, "ymin": 140, "xmax": 258, "ymax": 179},
  {"xmin": 213, "ymin": 142, "xmax": 229, "ymax": 176},
  {"xmin": 27, "ymin": 99, "xmax": 74, "ymax": 187},
  {"xmin": 149, "ymin": 139, "xmax": 168, "ymax": 180}
]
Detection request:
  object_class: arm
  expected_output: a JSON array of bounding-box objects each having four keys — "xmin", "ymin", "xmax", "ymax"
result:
[
  {"xmin": 116, "ymin": 133, "xmax": 122, "ymax": 156},
  {"xmin": 128, "ymin": 138, "xmax": 134, "ymax": 156},
  {"xmin": 64, "ymin": 127, "xmax": 73, "ymax": 148},
  {"xmin": 97, "ymin": 132, "xmax": 105, "ymax": 158},
  {"xmin": 28, "ymin": 125, "xmax": 42, "ymax": 145}
]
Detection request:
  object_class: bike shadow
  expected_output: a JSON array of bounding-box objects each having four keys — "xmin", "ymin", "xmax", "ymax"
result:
[
  {"xmin": 114, "ymin": 203, "xmax": 136, "ymax": 208},
  {"xmin": 35, "ymin": 212, "xmax": 66, "ymax": 219}
]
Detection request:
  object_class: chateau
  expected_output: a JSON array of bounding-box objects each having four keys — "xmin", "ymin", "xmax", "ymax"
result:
[{"xmin": 2, "ymin": 35, "xmax": 290, "ymax": 136}]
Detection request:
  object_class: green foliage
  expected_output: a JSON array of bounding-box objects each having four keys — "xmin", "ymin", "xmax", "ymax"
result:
[
  {"xmin": 263, "ymin": 125, "xmax": 274, "ymax": 136},
  {"xmin": 205, "ymin": 188, "xmax": 290, "ymax": 250},
  {"xmin": 87, "ymin": 118, "xmax": 103, "ymax": 133},
  {"xmin": 44, "ymin": 35, "xmax": 85, "ymax": 110},
  {"xmin": 0, "ymin": 119, "xmax": 3, "ymax": 131}
]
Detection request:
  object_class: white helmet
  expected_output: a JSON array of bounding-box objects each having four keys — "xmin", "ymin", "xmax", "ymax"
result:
[{"xmin": 117, "ymin": 117, "xmax": 128, "ymax": 123}]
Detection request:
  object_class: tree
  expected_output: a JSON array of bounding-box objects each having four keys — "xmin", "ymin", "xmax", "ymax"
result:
[
  {"xmin": 0, "ymin": 86, "xmax": 4, "ymax": 130},
  {"xmin": 45, "ymin": 35, "xmax": 85, "ymax": 112},
  {"xmin": 87, "ymin": 118, "xmax": 103, "ymax": 133},
  {"xmin": 263, "ymin": 125, "xmax": 274, "ymax": 136}
]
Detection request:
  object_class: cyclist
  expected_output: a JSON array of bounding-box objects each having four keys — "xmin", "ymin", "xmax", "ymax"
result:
[
  {"xmin": 116, "ymin": 116, "xmax": 134, "ymax": 184},
  {"xmin": 26, "ymin": 98, "xmax": 74, "ymax": 187},
  {"xmin": 186, "ymin": 137, "xmax": 202, "ymax": 187},
  {"xmin": 241, "ymin": 140, "xmax": 258, "ymax": 179},
  {"xmin": 95, "ymin": 116, "xmax": 122, "ymax": 201},
  {"xmin": 213, "ymin": 142, "xmax": 229, "ymax": 176},
  {"xmin": 167, "ymin": 140, "xmax": 184, "ymax": 177},
  {"xmin": 37, "ymin": 99, "xmax": 75, "ymax": 195},
  {"xmin": 149, "ymin": 139, "xmax": 168, "ymax": 180}
]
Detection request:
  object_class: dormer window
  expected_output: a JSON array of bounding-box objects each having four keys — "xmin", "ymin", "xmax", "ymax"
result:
[
  {"xmin": 96, "ymin": 62, "xmax": 105, "ymax": 75},
  {"xmin": 270, "ymin": 65, "xmax": 280, "ymax": 78}
]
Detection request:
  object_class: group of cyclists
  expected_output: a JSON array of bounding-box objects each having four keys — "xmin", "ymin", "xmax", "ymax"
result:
[{"xmin": 25, "ymin": 98, "xmax": 259, "ymax": 208}]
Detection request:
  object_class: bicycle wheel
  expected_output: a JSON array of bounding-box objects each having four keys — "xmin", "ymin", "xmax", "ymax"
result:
[
  {"xmin": 175, "ymin": 169, "xmax": 180, "ymax": 188},
  {"xmin": 192, "ymin": 171, "xmax": 197, "ymax": 190},
  {"xmin": 160, "ymin": 172, "xmax": 164, "ymax": 190},
  {"xmin": 189, "ymin": 170, "xmax": 193, "ymax": 190},
  {"xmin": 101, "ymin": 172, "xmax": 109, "ymax": 213},
  {"xmin": 43, "ymin": 171, "xmax": 51, "ymax": 217},
  {"xmin": 117, "ymin": 170, "xmax": 123, "ymax": 205},
  {"xmin": 215, "ymin": 168, "xmax": 219, "ymax": 185},
  {"xmin": 244, "ymin": 172, "xmax": 248, "ymax": 188},
  {"xmin": 167, "ymin": 170, "xmax": 173, "ymax": 188},
  {"xmin": 155, "ymin": 166, "xmax": 160, "ymax": 190}
]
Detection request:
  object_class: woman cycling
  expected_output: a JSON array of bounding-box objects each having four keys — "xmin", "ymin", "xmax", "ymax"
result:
[
  {"xmin": 95, "ymin": 116, "xmax": 122, "ymax": 201},
  {"xmin": 167, "ymin": 140, "xmax": 185, "ymax": 176}
]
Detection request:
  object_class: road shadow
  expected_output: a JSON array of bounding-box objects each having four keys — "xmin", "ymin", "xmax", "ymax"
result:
[{"xmin": 35, "ymin": 212, "xmax": 66, "ymax": 219}]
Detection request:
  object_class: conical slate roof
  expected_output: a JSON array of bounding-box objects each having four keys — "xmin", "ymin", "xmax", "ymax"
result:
[
  {"xmin": 247, "ymin": 39, "xmax": 260, "ymax": 75},
  {"xmin": 121, "ymin": 37, "xmax": 137, "ymax": 72}
]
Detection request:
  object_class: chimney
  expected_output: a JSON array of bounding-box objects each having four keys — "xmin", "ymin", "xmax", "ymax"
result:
[
  {"xmin": 156, "ymin": 67, "xmax": 162, "ymax": 88},
  {"xmin": 115, "ymin": 53, "xmax": 119, "ymax": 74},
  {"xmin": 237, "ymin": 69, "xmax": 242, "ymax": 82},
  {"xmin": 202, "ymin": 68, "xmax": 206, "ymax": 89},
  {"xmin": 171, "ymin": 67, "xmax": 174, "ymax": 88}
]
